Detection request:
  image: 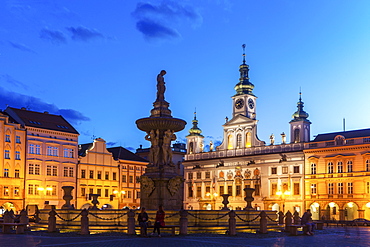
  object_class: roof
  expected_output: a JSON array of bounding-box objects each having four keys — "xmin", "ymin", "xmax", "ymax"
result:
[
  {"xmin": 107, "ymin": 146, "xmax": 148, "ymax": 163},
  {"xmin": 78, "ymin": 143, "xmax": 94, "ymax": 157},
  {"xmin": 5, "ymin": 107, "xmax": 79, "ymax": 134},
  {"xmin": 313, "ymin": 128, "xmax": 370, "ymax": 142}
]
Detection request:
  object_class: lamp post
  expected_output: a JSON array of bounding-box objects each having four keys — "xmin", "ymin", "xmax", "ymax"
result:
[
  {"xmin": 276, "ymin": 190, "xmax": 291, "ymax": 213},
  {"xmin": 205, "ymin": 192, "xmax": 219, "ymax": 210}
]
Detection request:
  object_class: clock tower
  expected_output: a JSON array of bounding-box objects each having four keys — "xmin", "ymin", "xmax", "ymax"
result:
[{"xmin": 232, "ymin": 44, "xmax": 257, "ymax": 120}]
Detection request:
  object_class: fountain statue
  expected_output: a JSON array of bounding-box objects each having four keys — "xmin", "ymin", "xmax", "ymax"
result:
[{"xmin": 136, "ymin": 70, "xmax": 186, "ymax": 210}]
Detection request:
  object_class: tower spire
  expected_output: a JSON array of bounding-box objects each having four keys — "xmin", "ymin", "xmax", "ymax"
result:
[
  {"xmin": 187, "ymin": 110, "xmax": 203, "ymax": 137},
  {"xmin": 234, "ymin": 44, "xmax": 254, "ymax": 96},
  {"xmin": 291, "ymin": 91, "xmax": 309, "ymax": 122}
]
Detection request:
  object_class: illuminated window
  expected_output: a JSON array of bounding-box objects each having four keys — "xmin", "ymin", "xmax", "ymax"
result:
[
  {"xmin": 328, "ymin": 162, "xmax": 334, "ymax": 174},
  {"xmin": 52, "ymin": 185, "xmax": 56, "ymax": 195},
  {"xmin": 347, "ymin": 183, "xmax": 353, "ymax": 194},
  {"xmin": 328, "ymin": 183, "xmax": 334, "ymax": 194},
  {"xmin": 3, "ymin": 186, "xmax": 8, "ymax": 196},
  {"xmin": 282, "ymin": 167, "xmax": 288, "ymax": 174},
  {"xmin": 311, "ymin": 184, "xmax": 317, "ymax": 194},
  {"xmin": 347, "ymin": 161, "xmax": 353, "ymax": 172},
  {"xmin": 245, "ymin": 132, "xmax": 252, "ymax": 148},
  {"xmin": 14, "ymin": 187, "xmax": 19, "ymax": 196},
  {"xmin": 89, "ymin": 170, "xmax": 94, "ymax": 179},
  {"xmin": 227, "ymin": 134, "xmax": 233, "ymax": 149},
  {"xmin": 15, "ymin": 169, "xmax": 19, "ymax": 178},
  {"xmin": 337, "ymin": 162, "xmax": 343, "ymax": 173},
  {"xmin": 338, "ymin": 182, "xmax": 343, "ymax": 194},
  {"xmin": 271, "ymin": 183, "xmax": 277, "ymax": 195}
]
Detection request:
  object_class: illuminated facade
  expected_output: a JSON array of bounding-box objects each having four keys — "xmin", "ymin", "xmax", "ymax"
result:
[
  {"xmin": 183, "ymin": 50, "xmax": 308, "ymax": 212},
  {"xmin": 0, "ymin": 111, "xmax": 26, "ymax": 212},
  {"xmin": 5, "ymin": 107, "xmax": 79, "ymax": 209},
  {"xmin": 304, "ymin": 129, "xmax": 370, "ymax": 221}
]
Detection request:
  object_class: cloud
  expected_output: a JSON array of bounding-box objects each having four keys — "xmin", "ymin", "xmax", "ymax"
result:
[
  {"xmin": 0, "ymin": 74, "xmax": 28, "ymax": 89},
  {"xmin": 0, "ymin": 86, "xmax": 90, "ymax": 125},
  {"xmin": 66, "ymin": 26, "xmax": 104, "ymax": 42},
  {"xmin": 132, "ymin": 1, "xmax": 202, "ymax": 41},
  {"xmin": 106, "ymin": 142, "xmax": 118, "ymax": 147},
  {"xmin": 40, "ymin": 28, "xmax": 67, "ymax": 44},
  {"xmin": 8, "ymin": 41, "xmax": 35, "ymax": 53},
  {"xmin": 125, "ymin": 146, "xmax": 135, "ymax": 152}
]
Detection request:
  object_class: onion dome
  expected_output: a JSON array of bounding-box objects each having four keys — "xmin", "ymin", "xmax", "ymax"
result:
[
  {"xmin": 291, "ymin": 92, "xmax": 310, "ymax": 122},
  {"xmin": 187, "ymin": 112, "xmax": 203, "ymax": 137},
  {"xmin": 234, "ymin": 44, "xmax": 254, "ymax": 96}
]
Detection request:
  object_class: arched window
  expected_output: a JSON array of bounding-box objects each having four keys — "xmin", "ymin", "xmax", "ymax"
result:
[
  {"xmin": 236, "ymin": 134, "xmax": 242, "ymax": 148},
  {"xmin": 347, "ymin": 160, "xmax": 353, "ymax": 172},
  {"xmin": 294, "ymin": 128, "xmax": 300, "ymax": 143},
  {"xmin": 337, "ymin": 162, "xmax": 343, "ymax": 173},
  {"xmin": 328, "ymin": 162, "xmax": 334, "ymax": 174},
  {"xmin": 311, "ymin": 163, "xmax": 317, "ymax": 174},
  {"xmin": 245, "ymin": 132, "xmax": 252, "ymax": 148},
  {"xmin": 227, "ymin": 135, "xmax": 233, "ymax": 150}
]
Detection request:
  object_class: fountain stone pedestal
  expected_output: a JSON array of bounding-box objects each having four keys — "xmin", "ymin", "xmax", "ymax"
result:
[{"xmin": 136, "ymin": 70, "xmax": 186, "ymax": 211}]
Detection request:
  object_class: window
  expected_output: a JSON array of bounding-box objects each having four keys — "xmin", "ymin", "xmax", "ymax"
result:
[
  {"xmin": 188, "ymin": 173, "xmax": 193, "ymax": 180},
  {"xmin": 367, "ymin": 182, "xmax": 370, "ymax": 194},
  {"xmin": 328, "ymin": 162, "xmax": 334, "ymax": 174},
  {"xmin": 113, "ymin": 172, "xmax": 117, "ymax": 180},
  {"xmin": 129, "ymin": 175, "xmax": 133, "ymax": 183},
  {"xmin": 97, "ymin": 171, "xmax": 102, "ymax": 179},
  {"xmin": 137, "ymin": 191, "xmax": 140, "ymax": 199},
  {"xmin": 338, "ymin": 183, "xmax": 343, "ymax": 194},
  {"xmin": 81, "ymin": 170, "xmax": 86, "ymax": 178},
  {"xmin": 282, "ymin": 167, "xmax": 288, "ymax": 174},
  {"xmin": 282, "ymin": 183, "xmax": 288, "ymax": 193},
  {"xmin": 228, "ymin": 185, "xmax": 233, "ymax": 196},
  {"xmin": 68, "ymin": 167, "xmax": 73, "ymax": 177},
  {"xmin": 188, "ymin": 185, "xmax": 193, "ymax": 198},
  {"xmin": 128, "ymin": 191, "xmax": 132, "ymax": 198},
  {"xmin": 4, "ymin": 186, "xmax": 9, "ymax": 196},
  {"xmin": 236, "ymin": 185, "xmax": 241, "ymax": 196},
  {"xmin": 4, "ymin": 150, "xmax": 10, "ymax": 159},
  {"xmin": 89, "ymin": 170, "xmax": 94, "ymax": 179},
  {"xmin": 271, "ymin": 167, "xmax": 277, "ymax": 175},
  {"xmin": 254, "ymin": 184, "xmax": 260, "ymax": 196},
  {"xmin": 97, "ymin": 189, "xmax": 101, "ymax": 196},
  {"xmin": 64, "ymin": 148, "xmax": 68, "ymax": 157},
  {"xmin": 122, "ymin": 165, "xmax": 127, "ymax": 169},
  {"xmin": 367, "ymin": 160, "xmax": 370, "ymax": 172},
  {"xmin": 35, "ymin": 145, "xmax": 41, "ymax": 154},
  {"xmin": 64, "ymin": 167, "xmax": 68, "ymax": 177},
  {"xmin": 328, "ymin": 183, "xmax": 334, "ymax": 194},
  {"xmin": 29, "ymin": 144, "xmax": 35, "ymax": 154},
  {"xmin": 219, "ymin": 185, "xmax": 224, "ymax": 195},
  {"xmin": 35, "ymin": 164, "xmax": 40, "ymax": 175},
  {"xmin": 63, "ymin": 148, "xmax": 74, "ymax": 158},
  {"xmin": 347, "ymin": 161, "xmax": 353, "ymax": 172},
  {"xmin": 28, "ymin": 184, "xmax": 34, "ymax": 195},
  {"xmin": 4, "ymin": 169, "xmax": 9, "ymax": 178},
  {"xmin": 47, "ymin": 165, "xmax": 52, "ymax": 176},
  {"xmin": 16, "ymin": 136, "xmax": 21, "ymax": 143},
  {"xmin": 129, "ymin": 166, "xmax": 134, "ymax": 170},
  {"xmin": 105, "ymin": 172, "xmax": 109, "ymax": 180},
  {"xmin": 205, "ymin": 172, "xmax": 210, "ymax": 179},
  {"xmin": 122, "ymin": 175, "xmax": 127, "ymax": 183},
  {"xmin": 136, "ymin": 176, "xmax": 140, "ymax": 183},
  {"xmin": 236, "ymin": 134, "xmax": 242, "ymax": 148},
  {"xmin": 311, "ymin": 184, "xmax": 317, "ymax": 194},
  {"xmin": 196, "ymin": 187, "xmax": 201, "ymax": 197},
  {"xmin": 205, "ymin": 186, "xmax": 210, "ymax": 197},
  {"xmin": 81, "ymin": 187, "xmax": 86, "ymax": 196},
  {"xmin": 89, "ymin": 188, "xmax": 93, "ymax": 195},
  {"xmin": 69, "ymin": 149, "xmax": 74, "ymax": 158},
  {"xmin": 271, "ymin": 183, "xmax": 277, "ymax": 195},
  {"xmin": 52, "ymin": 185, "xmax": 56, "ymax": 195},
  {"xmin": 35, "ymin": 185, "xmax": 39, "ymax": 195},
  {"xmin": 46, "ymin": 186, "xmax": 52, "ymax": 196},
  {"xmin": 105, "ymin": 189, "xmax": 109, "ymax": 197},
  {"xmin": 47, "ymin": 146, "xmax": 52, "ymax": 156},
  {"xmin": 29, "ymin": 164, "xmax": 34, "ymax": 175},
  {"xmin": 196, "ymin": 172, "xmax": 201, "ymax": 179},
  {"xmin": 52, "ymin": 147, "xmax": 58, "ymax": 156},
  {"xmin": 293, "ymin": 166, "xmax": 300, "ymax": 174},
  {"xmin": 293, "ymin": 183, "xmax": 300, "ymax": 195},
  {"xmin": 14, "ymin": 187, "xmax": 19, "ymax": 196},
  {"xmin": 15, "ymin": 169, "xmax": 19, "ymax": 178},
  {"xmin": 5, "ymin": 135, "xmax": 10, "ymax": 142},
  {"xmin": 52, "ymin": 166, "xmax": 57, "ymax": 176},
  {"xmin": 348, "ymin": 182, "xmax": 353, "ymax": 194},
  {"xmin": 311, "ymin": 163, "xmax": 316, "ymax": 174},
  {"xmin": 15, "ymin": 151, "xmax": 20, "ymax": 160},
  {"xmin": 337, "ymin": 162, "xmax": 343, "ymax": 173}
]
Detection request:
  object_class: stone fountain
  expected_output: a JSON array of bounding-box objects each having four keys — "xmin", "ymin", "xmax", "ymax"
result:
[{"xmin": 136, "ymin": 70, "xmax": 186, "ymax": 210}]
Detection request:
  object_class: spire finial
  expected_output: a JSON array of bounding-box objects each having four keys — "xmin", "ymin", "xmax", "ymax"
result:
[
  {"xmin": 194, "ymin": 108, "xmax": 197, "ymax": 120},
  {"xmin": 242, "ymin": 44, "xmax": 246, "ymax": 64},
  {"xmin": 299, "ymin": 88, "xmax": 302, "ymax": 101}
]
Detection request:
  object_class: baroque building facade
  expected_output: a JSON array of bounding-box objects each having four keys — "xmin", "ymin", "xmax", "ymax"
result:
[{"xmin": 183, "ymin": 51, "xmax": 309, "ymax": 213}]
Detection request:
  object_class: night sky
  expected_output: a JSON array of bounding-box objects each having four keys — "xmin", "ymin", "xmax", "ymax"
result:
[{"xmin": 2, "ymin": 0, "xmax": 370, "ymax": 151}]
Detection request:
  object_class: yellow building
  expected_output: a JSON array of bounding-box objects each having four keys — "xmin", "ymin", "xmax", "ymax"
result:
[
  {"xmin": 108, "ymin": 146, "xmax": 148, "ymax": 209},
  {"xmin": 304, "ymin": 129, "xmax": 370, "ymax": 221},
  {"xmin": 77, "ymin": 138, "xmax": 120, "ymax": 209},
  {"xmin": 5, "ymin": 107, "xmax": 79, "ymax": 209},
  {"xmin": 0, "ymin": 111, "xmax": 26, "ymax": 212}
]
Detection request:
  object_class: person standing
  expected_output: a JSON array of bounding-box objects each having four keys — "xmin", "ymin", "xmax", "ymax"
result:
[
  {"xmin": 138, "ymin": 207, "xmax": 149, "ymax": 236},
  {"xmin": 152, "ymin": 205, "xmax": 165, "ymax": 237}
]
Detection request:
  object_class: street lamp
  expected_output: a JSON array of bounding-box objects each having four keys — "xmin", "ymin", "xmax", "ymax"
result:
[
  {"xmin": 276, "ymin": 190, "xmax": 291, "ymax": 212},
  {"xmin": 205, "ymin": 192, "xmax": 218, "ymax": 210}
]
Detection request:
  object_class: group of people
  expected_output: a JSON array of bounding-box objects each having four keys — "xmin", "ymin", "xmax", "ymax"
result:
[{"xmin": 137, "ymin": 205, "xmax": 165, "ymax": 237}]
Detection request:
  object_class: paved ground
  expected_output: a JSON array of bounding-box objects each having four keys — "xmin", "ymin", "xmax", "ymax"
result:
[{"xmin": 0, "ymin": 227, "xmax": 369, "ymax": 247}]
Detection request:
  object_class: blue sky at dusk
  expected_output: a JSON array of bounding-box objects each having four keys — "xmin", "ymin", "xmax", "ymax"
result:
[{"xmin": 1, "ymin": 0, "xmax": 370, "ymax": 151}]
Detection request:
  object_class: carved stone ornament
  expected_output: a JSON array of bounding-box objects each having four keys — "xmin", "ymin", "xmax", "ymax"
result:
[
  {"xmin": 168, "ymin": 176, "xmax": 184, "ymax": 196},
  {"xmin": 244, "ymin": 169, "xmax": 251, "ymax": 179},
  {"xmin": 227, "ymin": 170, "xmax": 233, "ymax": 180},
  {"xmin": 219, "ymin": 171, "xmax": 224, "ymax": 178},
  {"xmin": 140, "ymin": 176, "xmax": 155, "ymax": 196}
]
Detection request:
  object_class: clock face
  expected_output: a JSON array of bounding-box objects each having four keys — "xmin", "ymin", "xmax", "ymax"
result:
[
  {"xmin": 248, "ymin": 98, "xmax": 255, "ymax": 109},
  {"xmin": 235, "ymin": 99, "xmax": 244, "ymax": 109}
]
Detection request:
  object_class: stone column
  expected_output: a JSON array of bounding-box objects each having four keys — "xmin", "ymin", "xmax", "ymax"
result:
[
  {"xmin": 278, "ymin": 211, "xmax": 284, "ymax": 225},
  {"xmin": 285, "ymin": 211, "xmax": 292, "ymax": 232},
  {"xmin": 259, "ymin": 211, "xmax": 267, "ymax": 234},
  {"xmin": 3, "ymin": 210, "xmax": 12, "ymax": 234},
  {"xmin": 61, "ymin": 186, "xmax": 74, "ymax": 209},
  {"xmin": 127, "ymin": 210, "xmax": 136, "ymax": 235},
  {"xmin": 228, "ymin": 210, "xmax": 236, "ymax": 236},
  {"xmin": 179, "ymin": 209, "xmax": 188, "ymax": 235},
  {"xmin": 80, "ymin": 209, "xmax": 90, "ymax": 235},
  {"xmin": 48, "ymin": 209, "xmax": 57, "ymax": 233}
]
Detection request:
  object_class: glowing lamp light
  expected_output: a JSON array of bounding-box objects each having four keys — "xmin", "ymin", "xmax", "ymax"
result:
[
  {"xmin": 46, "ymin": 187, "xmax": 53, "ymax": 191},
  {"xmin": 206, "ymin": 192, "xmax": 211, "ymax": 197},
  {"xmin": 213, "ymin": 193, "xmax": 218, "ymax": 197},
  {"xmin": 284, "ymin": 191, "xmax": 291, "ymax": 196},
  {"xmin": 276, "ymin": 191, "xmax": 282, "ymax": 196},
  {"xmin": 348, "ymin": 202, "xmax": 354, "ymax": 208},
  {"xmin": 329, "ymin": 202, "xmax": 335, "ymax": 208},
  {"xmin": 366, "ymin": 202, "xmax": 370, "ymax": 208},
  {"xmin": 121, "ymin": 191, "xmax": 126, "ymax": 194},
  {"xmin": 313, "ymin": 202, "xmax": 319, "ymax": 208},
  {"xmin": 37, "ymin": 187, "xmax": 45, "ymax": 191},
  {"xmin": 113, "ymin": 190, "xmax": 118, "ymax": 194}
]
